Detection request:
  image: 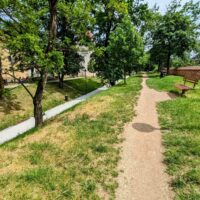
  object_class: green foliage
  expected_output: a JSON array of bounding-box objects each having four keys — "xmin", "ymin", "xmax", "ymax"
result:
[
  {"xmin": 171, "ymin": 53, "xmax": 197, "ymax": 68},
  {"xmin": 90, "ymin": 46, "xmax": 122, "ymax": 84},
  {"xmin": 0, "ymin": 0, "xmax": 64, "ymax": 125},
  {"xmin": 91, "ymin": 0, "xmax": 128, "ymax": 46},
  {"xmin": 58, "ymin": 0, "xmax": 93, "ymax": 43},
  {"xmin": 89, "ymin": 1, "xmax": 147, "ymax": 83},
  {"xmin": 192, "ymin": 40, "xmax": 200, "ymax": 65},
  {"xmin": 89, "ymin": 0, "xmax": 129, "ymax": 84},
  {"xmin": 128, "ymin": 0, "xmax": 159, "ymax": 37},
  {"xmin": 0, "ymin": 0, "xmax": 63, "ymax": 72},
  {"xmin": 54, "ymin": 46, "xmax": 84, "ymax": 77},
  {"xmin": 149, "ymin": 0, "xmax": 200, "ymax": 70},
  {"xmin": 108, "ymin": 17, "xmax": 144, "ymax": 78},
  {"xmin": 48, "ymin": 50, "xmax": 64, "ymax": 70},
  {"xmin": 56, "ymin": 0, "xmax": 93, "ymax": 78}
]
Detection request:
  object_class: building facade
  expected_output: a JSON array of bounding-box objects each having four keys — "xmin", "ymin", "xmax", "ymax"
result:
[{"xmin": 0, "ymin": 47, "xmax": 29, "ymax": 82}]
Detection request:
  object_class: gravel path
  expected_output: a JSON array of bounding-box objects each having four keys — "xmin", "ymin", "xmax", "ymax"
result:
[{"xmin": 116, "ymin": 76, "xmax": 174, "ymax": 200}]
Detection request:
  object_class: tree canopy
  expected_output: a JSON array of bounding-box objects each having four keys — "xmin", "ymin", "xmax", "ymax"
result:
[
  {"xmin": 108, "ymin": 17, "xmax": 144, "ymax": 84},
  {"xmin": 0, "ymin": 0, "xmax": 62, "ymax": 126},
  {"xmin": 149, "ymin": 0, "xmax": 200, "ymax": 72}
]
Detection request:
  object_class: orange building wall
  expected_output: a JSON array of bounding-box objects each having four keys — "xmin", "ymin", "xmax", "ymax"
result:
[{"xmin": 0, "ymin": 47, "xmax": 29, "ymax": 81}]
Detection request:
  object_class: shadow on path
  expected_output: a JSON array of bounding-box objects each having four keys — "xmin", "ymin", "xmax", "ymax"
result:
[{"xmin": 132, "ymin": 123, "xmax": 160, "ymax": 133}]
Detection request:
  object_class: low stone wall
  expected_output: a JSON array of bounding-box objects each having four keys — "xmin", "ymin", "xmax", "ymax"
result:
[{"xmin": 169, "ymin": 66, "xmax": 200, "ymax": 81}]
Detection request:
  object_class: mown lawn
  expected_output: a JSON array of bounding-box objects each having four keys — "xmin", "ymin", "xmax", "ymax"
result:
[
  {"xmin": 0, "ymin": 78, "xmax": 102, "ymax": 131},
  {"xmin": 147, "ymin": 74, "xmax": 200, "ymax": 199},
  {"xmin": 146, "ymin": 73, "xmax": 182, "ymax": 92},
  {"xmin": 0, "ymin": 76, "xmax": 141, "ymax": 199}
]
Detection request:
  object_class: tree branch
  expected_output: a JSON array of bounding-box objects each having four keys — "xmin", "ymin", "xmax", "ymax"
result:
[
  {"xmin": 1, "ymin": 9, "xmax": 26, "ymax": 34},
  {"xmin": 2, "ymin": 9, "xmax": 20, "ymax": 25},
  {"xmin": 3, "ymin": 71, "xmax": 34, "ymax": 99}
]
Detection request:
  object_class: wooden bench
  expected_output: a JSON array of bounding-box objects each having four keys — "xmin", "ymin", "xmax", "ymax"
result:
[{"xmin": 175, "ymin": 77, "xmax": 198, "ymax": 95}]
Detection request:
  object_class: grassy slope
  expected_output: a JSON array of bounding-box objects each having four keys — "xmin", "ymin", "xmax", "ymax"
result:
[
  {"xmin": 0, "ymin": 78, "xmax": 102, "ymax": 131},
  {"xmin": 0, "ymin": 76, "xmax": 141, "ymax": 200},
  {"xmin": 147, "ymin": 74, "xmax": 200, "ymax": 200}
]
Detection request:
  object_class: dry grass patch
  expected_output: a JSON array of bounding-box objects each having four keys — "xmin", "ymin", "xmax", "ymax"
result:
[
  {"xmin": 0, "ymin": 119, "xmax": 73, "ymax": 176},
  {"xmin": 67, "ymin": 96, "xmax": 114, "ymax": 120}
]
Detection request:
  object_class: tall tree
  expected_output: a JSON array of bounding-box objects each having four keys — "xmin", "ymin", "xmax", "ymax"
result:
[
  {"xmin": 90, "ymin": 0, "xmax": 128, "ymax": 84},
  {"xmin": 193, "ymin": 41, "xmax": 200, "ymax": 64},
  {"xmin": 56, "ymin": 0, "xmax": 91, "ymax": 88},
  {"xmin": 128, "ymin": 0, "xmax": 158, "ymax": 36},
  {"xmin": 0, "ymin": 0, "xmax": 64, "ymax": 126},
  {"xmin": 150, "ymin": 0, "xmax": 200, "ymax": 73},
  {"xmin": 108, "ymin": 17, "xmax": 144, "ymax": 84}
]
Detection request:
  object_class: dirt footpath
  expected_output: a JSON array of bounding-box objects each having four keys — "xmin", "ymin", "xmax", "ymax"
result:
[{"xmin": 116, "ymin": 76, "xmax": 174, "ymax": 200}]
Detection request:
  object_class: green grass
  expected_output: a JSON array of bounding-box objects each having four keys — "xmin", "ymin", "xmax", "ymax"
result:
[
  {"xmin": 0, "ymin": 76, "xmax": 141, "ymax": 199},
  {"xmin": 66, "ymin": 78, "xmax": 101, "ymax": 94},
  {"xmin": 146, "ymin": 73, "xmax": 183, "ymax": 92},
  {"xmin": 147, "ymin": 73, "xmax": 200, "ymax": 199},
  {"xmin": 0, "ymin": 78, "xmax": 102, "ymax": 131}
]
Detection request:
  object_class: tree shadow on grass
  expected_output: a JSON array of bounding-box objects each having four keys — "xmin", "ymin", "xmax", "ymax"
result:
[
  {"xmin": 168, "ymin": 90, "xmax": 184, "ymax": 98},
  {"xmin": 0, "ymin": 90, "xmax": 22, "ymax": 114}
]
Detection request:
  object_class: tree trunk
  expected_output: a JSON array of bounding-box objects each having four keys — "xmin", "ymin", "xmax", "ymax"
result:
[
  {"xmin": 158, "ymin": 59, "xmax": 161, "ymax": 72},
  {"xmin": 32, "ymin": 0, "xmax": 58, "ymax": 127},
  {"xmin": 47, "ymin": 0, "xmax": 57, "ymax": 53},
  {"xmin": 58, "ymin": 73, "xmax": 64, "ymax": 89},
  {"xmin": 124, "ymin": 66, "xmax": 127, "ymax": 85},
  {"xmin": 166, "ymin": 46, "xmax": 171, "ymax": 74},
  {"xmin": 110, "ymin": 80, "xmax": 115, "ymax": 86},
  {"xmin": 33, "ymin": 97, "xmax": 43, "ymax": 127},
  {"xmin": 33, "ymin": 71, "xmax": 48, "ymax": 127},
  {"xmin": 0, "ymin": 57, "xmax": 4, "ymax": 99},
  {"xmin": 31, "ymin": 67, "xmax": 34, "ymax": 79}
]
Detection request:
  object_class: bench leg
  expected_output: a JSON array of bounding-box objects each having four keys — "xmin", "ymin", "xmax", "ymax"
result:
[{"xmin": 181, "ymin": 90, "xmax": 186, "ymax": 95}]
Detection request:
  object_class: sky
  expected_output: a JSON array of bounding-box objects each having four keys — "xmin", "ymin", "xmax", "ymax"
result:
[{"xmin": 144, "ymin": 0, "xmax": 198, "ymax": 13}]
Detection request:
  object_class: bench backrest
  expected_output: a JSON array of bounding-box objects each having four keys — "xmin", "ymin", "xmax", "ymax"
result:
[{"xmin": 184, "ymin": 77, "xmax": 198, "ymax": 89}]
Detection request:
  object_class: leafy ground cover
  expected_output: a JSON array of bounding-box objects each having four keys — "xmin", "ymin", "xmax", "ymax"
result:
[
  {"xmin": 0, "ymin": 76, "xmax": 141, "ymax": 199},
  {"xmin": 0, "ymin": 78, "xmax": 102, "ymax": 131},
  {"xmin": 147, "ymin": 74, "xmax": 200, "ymax": 199}
]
